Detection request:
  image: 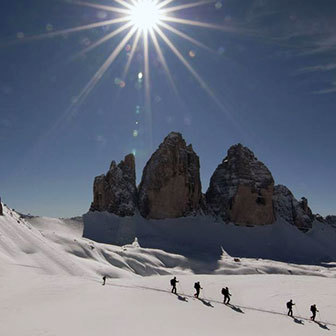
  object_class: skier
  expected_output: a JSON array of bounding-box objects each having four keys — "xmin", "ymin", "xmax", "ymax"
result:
[
  {"xmin": 102, "ymin": 275, "xmax": 107, "ymax": 286},
  {"xmin": 286, "ymin": 299, "xmax": 295, "ymax": 317},
  {"xmin": 194, "ymin": 281, "xmax": 202, "ymax": 298},
  {"xmin": 170, "ymin": 276, "xmax": 178, "ymax": 294},
  {"xmin": 222, "ymin": 286, "xmax": 231, "ymax": 305},
  {"xmin": 0, "ymin": 196, "xmax": 3, "ymax": 216},
  {"xmin": 310, "ymin": 304, "xmax": 318, "ymax": 321}
]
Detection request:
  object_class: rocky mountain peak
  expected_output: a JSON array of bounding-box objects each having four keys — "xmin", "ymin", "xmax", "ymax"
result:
[
  {"xmin": 90, "ymin": 154, "xmax": 137, "ymax": 217},
  {"xmin": 273, "ymin": 185, "xmax": 314, "ymax": 231},
  {"xmin": 138, "ymin": 132, "xmax": 202, "ymax": 219},
  {"xmin": 88, "ymin": 133, "xmax": 331, "ymax": 231},
  {"xmin": 206, "ymin": 144, "xmax": 275, "ymax": 225}
]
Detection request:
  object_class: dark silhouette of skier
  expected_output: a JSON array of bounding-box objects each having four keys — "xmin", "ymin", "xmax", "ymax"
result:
[
  {"xmin": 0, "ymin": 197, "xmax": 3, "ymax": 216},
  {"xmin": 222, "ymin": 287, "xmax": 231, "ymax": 304},
  {"xmin": 194, "ymin": 282, "xmax": 202, "ymax": 298},
  {"xmin": 170, "ymin": 277, "xmax": 178, "ymax": 294},
  {"xmin": 102, "ymin": 275, "xmax": 106, "ymax": 286},
  {"xmin": 286, "ymin": 299, "xmax": 295, "ymax": 317},
  {"xmin": 310, "ymin": 304, "xmax": 318, "ymax": 321}
]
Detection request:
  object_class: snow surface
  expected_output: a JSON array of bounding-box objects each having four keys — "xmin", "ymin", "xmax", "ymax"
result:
[
  {"xmin": 83, "ymin": 211, "xmax": 336, "ymax": 265},
  {"xmin": 1, "ymin": 204, "xmax": 336, "ymax": 335}
]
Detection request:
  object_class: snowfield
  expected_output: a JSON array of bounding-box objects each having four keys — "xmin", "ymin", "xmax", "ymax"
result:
[{"xmin": 0, "ymin": 204, "xmax": 336, "ymax": 335}]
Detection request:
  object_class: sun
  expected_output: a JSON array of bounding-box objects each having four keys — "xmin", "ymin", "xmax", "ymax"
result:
[{"xmin": 129, "ymin": 0, "xmax": 162, "ymax": 31}]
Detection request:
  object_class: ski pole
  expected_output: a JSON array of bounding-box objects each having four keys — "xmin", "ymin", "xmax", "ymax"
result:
[
  {"xmin": 178, "ymin": 282, "xmax": 184, "ymax": 295},
  {"xmin": 202, "ymin": 288, "xmax": 208, "ymax": 300},
  {"xmin": 294, "ymin": 305, "xmax": 301, "ymax": 318}
]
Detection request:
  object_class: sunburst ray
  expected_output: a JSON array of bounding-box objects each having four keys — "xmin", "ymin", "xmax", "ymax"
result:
[
  {"xmin": 157, "ymin": 0, "xmax": 175, "ymax": 9},
  {"xmin": 74, "ymin": 22, "xmax": 133, "ymax": 58},
  {"xmin": 122, "ymin": 29, "xmax": 142, "ymax": 80},
  {"xmin": 157, "ymin": 21, "xmax": 213, "ymax": 52},
  {"xmin": 17, "ymin": 17, "xmax": 129, "ymax": 43},
  {"xmin": 163, "ymin": 0, "xmax": 215, "ymax": 13},
  {"xmin": 71, "ymin": 0, "xmax": 131, "ymax": 15},
  {"xmin": 161, "ymin": 16, "xmax": 239, "ymax": 32},
  {"xmin": 143, "ymin": 30, "xmax": 153, "ymax": 149},
  {"xmin": 149, "ymin": 28, "xmax": 178, "ymax": 93},
  {"xmin": 154, "ymin": 26, "xmax": 224, "ymax": 110},
  {"xmin": 113, "ymin": 0, "xmax": 134, "ymax": 10},
  {"xmin": 75, "ymin": 26, "xmax": 137, "ymax": 105}
]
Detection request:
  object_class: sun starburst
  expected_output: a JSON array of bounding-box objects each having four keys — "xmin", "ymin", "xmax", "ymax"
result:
[
  {"xmin": 18, "ymin": 0, "xmax": 242, "ymax": 147},
  {"xmin": 61, "ymin": 0, "xmax": 226, "ymax": 106}
]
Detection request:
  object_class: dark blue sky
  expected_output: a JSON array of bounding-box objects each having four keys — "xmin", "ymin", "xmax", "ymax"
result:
[{"xmin": 0, "ymin": 0, "xmax": 335, "ymax": 217}]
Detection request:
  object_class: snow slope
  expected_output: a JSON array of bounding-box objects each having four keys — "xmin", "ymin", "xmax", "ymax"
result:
[
  {"xmin": 1, "ymin": 205, "xmax": 336, "ymax": 278},
  {"xmin": 83, "ymin": 211, "xmax": 336, "ymax": 265},
  {"xmin": 0, "ymin": 269, "xmax": 335, "ymax": 335},
  {"xmin": 0, "ymin": 205, "xmax": 192, "ymax": 278},
  {"xmin": 1, "ymin": 204, "xmax": 336, "ymax": 335}
]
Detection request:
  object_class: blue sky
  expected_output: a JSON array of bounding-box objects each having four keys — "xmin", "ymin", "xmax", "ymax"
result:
[{"xmin": 0, "ymin": 0, "xmax": 335, "ymax": 217}]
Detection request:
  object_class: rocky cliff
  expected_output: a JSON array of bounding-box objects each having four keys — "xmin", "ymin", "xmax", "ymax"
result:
[
  {"xmin": 206, "ymin": 144, "xmax": 275, "ymax": 225},
  {"xmin": 138, "ymin": 132, "xmax": 202, "ymax": 219},
  {"xmin": 326, "ymin": 215, "xmax": 336, "ymax": 227},
  {"xmin": 90, "ymin": 154, "xmax": 137, "ymax": 216},
  {"xmin": 89, "ymin": 132, "xmax": 333, "ymax": 229},
  {"xmin": 273, "ymin": 185, "xmax": 314, "ymax": 232}
]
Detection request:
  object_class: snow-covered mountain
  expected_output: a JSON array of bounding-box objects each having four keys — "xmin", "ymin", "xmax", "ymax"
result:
[
  {"xmin": 85, "ymin": 132, "xmax": 336, "ymax": 265},
  {"xmin": 1, "ymin": 131, "xmax": 336, "ymax": 335}
]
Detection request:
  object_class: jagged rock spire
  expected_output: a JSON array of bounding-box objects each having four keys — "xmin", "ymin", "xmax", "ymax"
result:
[
  {"xmin": 206, "ymin": 144, "xmax": 275, "ymax": 225},
  {"xmin": 138, "ymin": 132, "xmax": 202, "ymax": 219},
  {"xmin": 90, "ymin": 154, "xmax": 137, "ymax": 217}
]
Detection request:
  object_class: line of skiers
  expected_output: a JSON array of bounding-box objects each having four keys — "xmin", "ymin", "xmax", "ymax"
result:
[
  {"xmin": 101, "ymin": 275, "xmax": 320, "ymax": 321},
  {"xmin": 171, "ymin": 277, "xmax": 320, "ymax": 321},
  {"xmin": 170, "ymin": 277, "xmax": 231, "ymax": 303},
  {"xmin": 287, "ymin": 299, "xmax": 319, "ymax": 321}
]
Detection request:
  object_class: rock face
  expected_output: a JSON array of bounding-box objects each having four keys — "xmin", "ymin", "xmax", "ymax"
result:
[
  {"xmin": 88, "ymin": 133, "xmax": 332, "ymax": 230},
  {"xmin": 326, "ymin": 215, "xmax": 336, "ymax": 227},
  {"xmin": 138, "ymin": 132, "xmax": 202, "ymax": 219},
  {"xmin": 90, "ymin": 154, "xmax": 137, "ymax": 217},
  {"xmin": 0, "ymin": 202, "xmax": 3, "ymax": 216},
  {"xmin": 206, "ymin": 144, "xmax": 275, "ymax": 225},
  {"xmin": 273, "ymin": 185, "xmax": 314, "ymax": 231}
]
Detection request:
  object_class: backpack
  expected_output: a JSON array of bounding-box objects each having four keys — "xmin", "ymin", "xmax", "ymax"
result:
[
  {"xmin": 287, "ymin": 302, "xmax": 291, "ymax": 309},
  {"xmin": 221, "ymin": 288, "xmax": 225, "ymax": 295},
  {"xmin": 170, "ymin": 279, "xmax": 174, "ymax": 286},
  {"xmin": 194, "ymin": 283, "xmax": 198, "ymax": 289}
]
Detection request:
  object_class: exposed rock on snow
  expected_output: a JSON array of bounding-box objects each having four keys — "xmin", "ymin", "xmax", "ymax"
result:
[
  {"xmin": 206, "ymin": 144, "xmax": 275, "ymax": 225},
  {"xmin": 0, "ymin": 202, "xmax": 3, "ymax": 216},
  {"xmin": 90, "ymin": 154, "xmax": 137, "ymax": 216},
  {"xmin": 273, "ymin": 185, "xmax": 314, "ymax": 232},
  {"xmin": 138, "ymin": 132, "xmax": 202, "ymax": 219}
]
